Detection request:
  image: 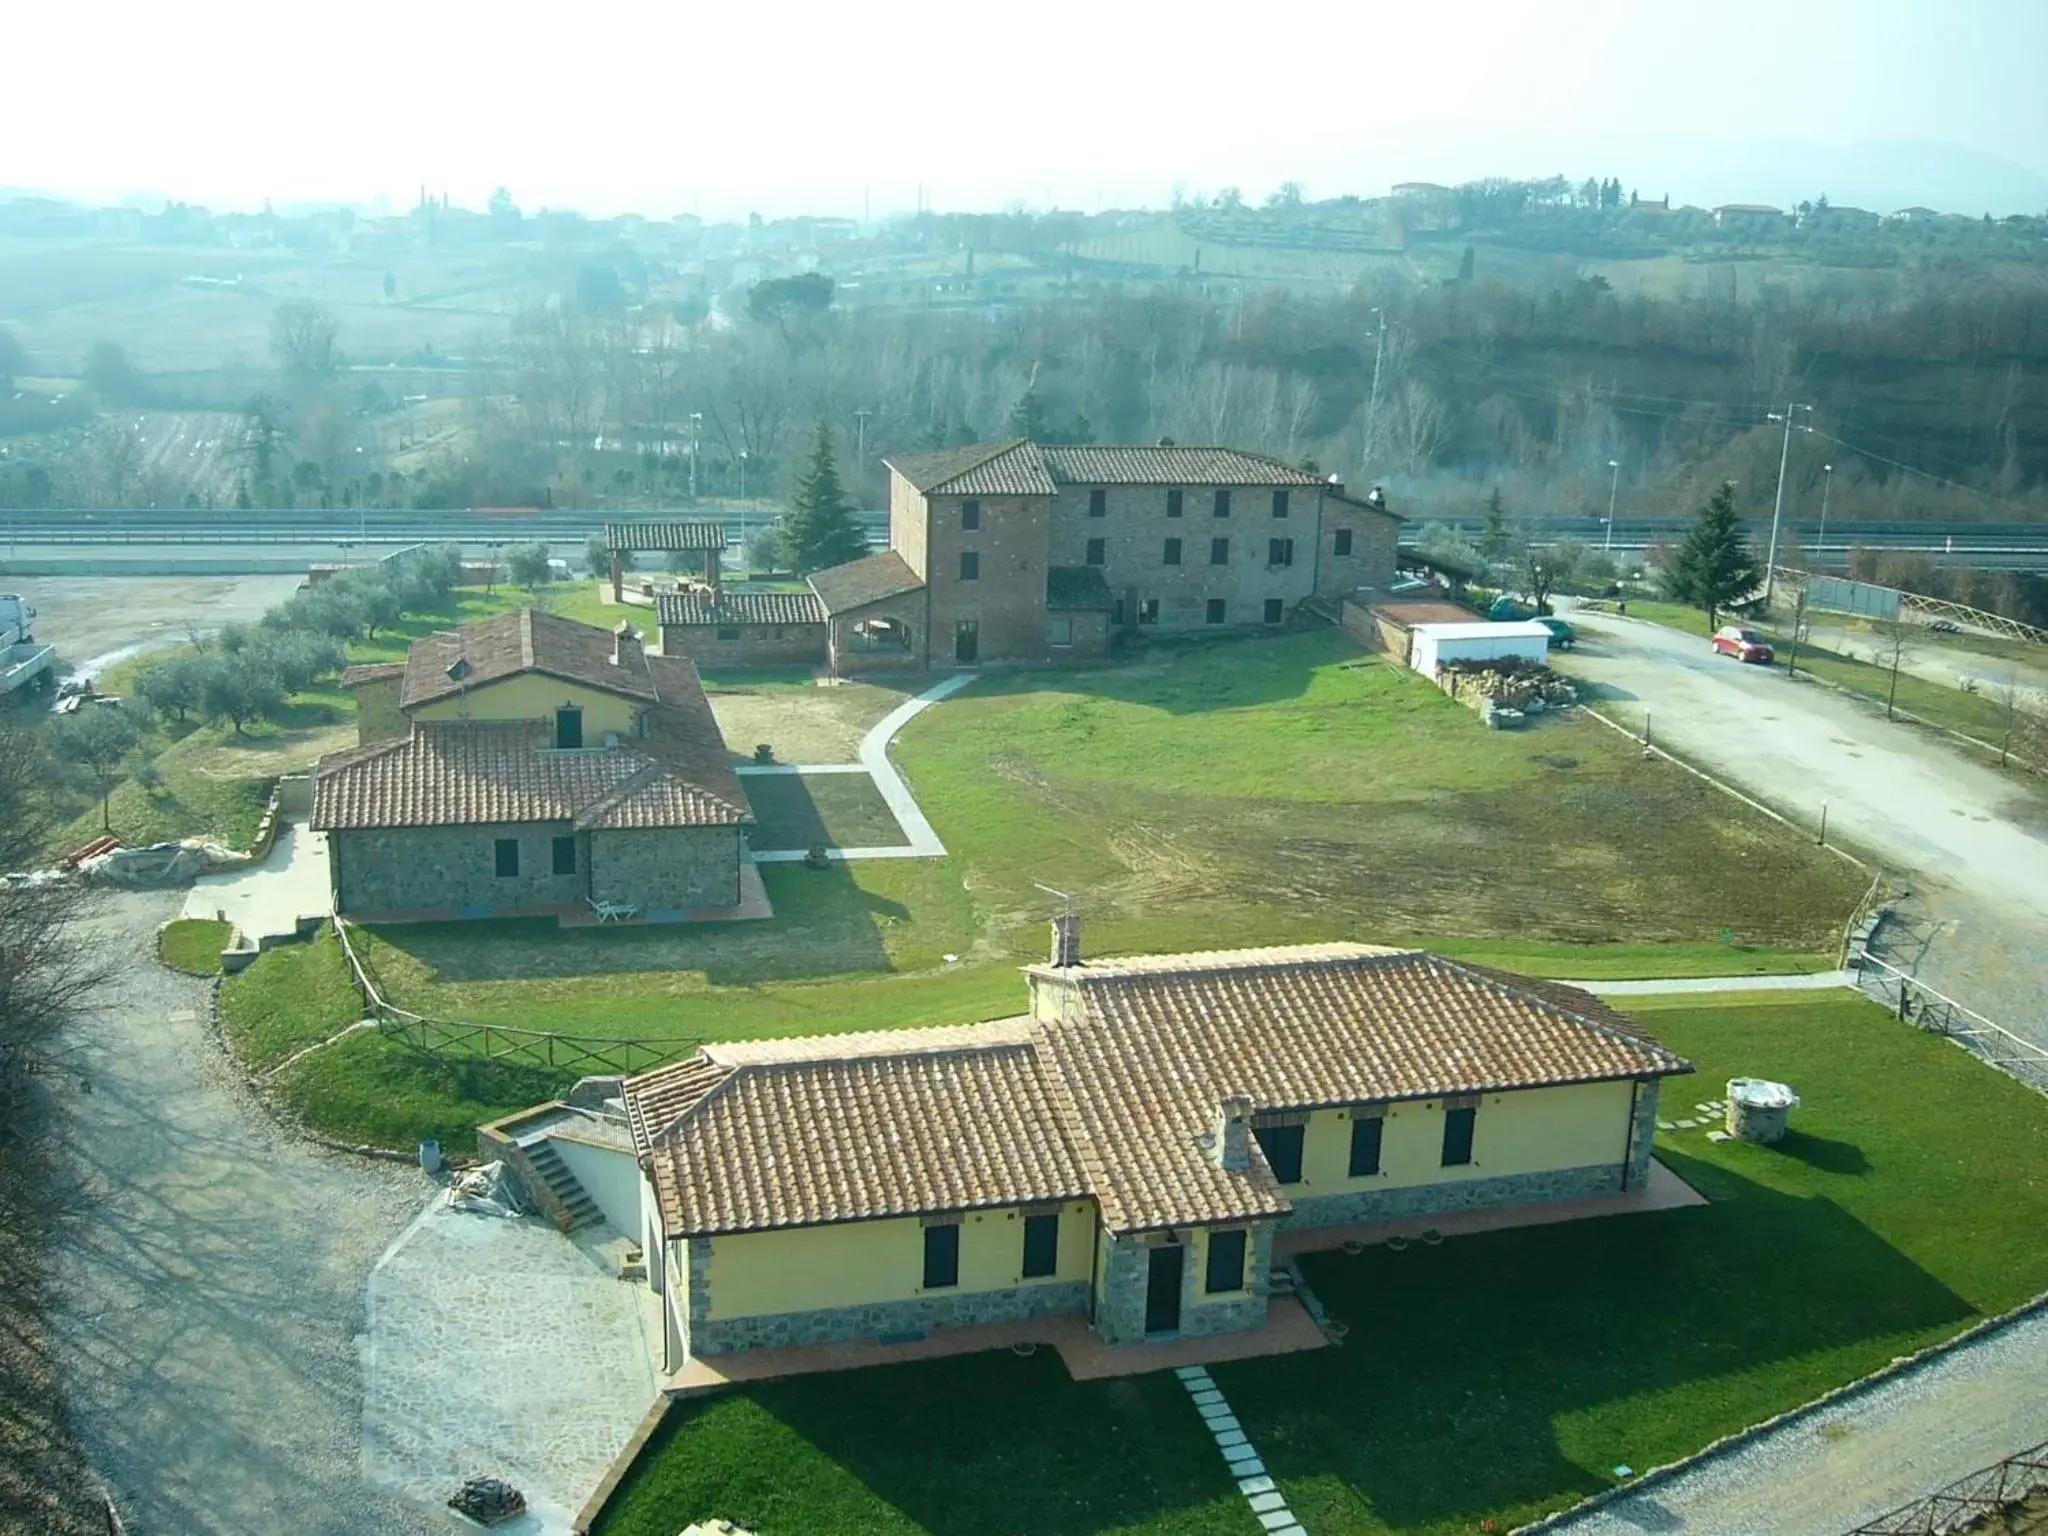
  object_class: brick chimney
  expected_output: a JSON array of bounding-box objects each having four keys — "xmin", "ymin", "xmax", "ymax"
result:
[
  {"xmin": 610, "ymin": 621, "xmax": 641, "ymax": 668},
  {"xmin": 1049, "ymin": 911, "xmax": 1082, "ymax": 968},
  {"xmin": 1215, "ymin": 1095, "xmax": 1253, "ymax": 1171}
]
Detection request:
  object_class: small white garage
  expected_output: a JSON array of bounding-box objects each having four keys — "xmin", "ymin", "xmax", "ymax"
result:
[{"xmin": 1408, "ymin": 620, "xmax": 1552, "ymax": 680}]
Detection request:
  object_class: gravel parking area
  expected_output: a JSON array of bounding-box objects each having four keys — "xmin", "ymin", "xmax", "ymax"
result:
[
  {"xmin": 23, "ymin": 574, "xmax": 302, "ymax": 677},
  {"xmin": 1545, "ymin": 1305, "xmax": 2048, "ymax": 1536},
  {"xmin": 44, "ymin": 891, "xmax": 441, "ymax": 1536}
]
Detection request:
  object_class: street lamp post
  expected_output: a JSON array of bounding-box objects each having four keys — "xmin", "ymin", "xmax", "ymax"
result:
[
  {"xmin": 1816, "ymin": 463, "xmax": 1834, "ymax": 565},
  {"xmin": 688, "ymin": 413, "xmax": 702, "ymax": 503},
  {"xmin": 1363, "ymin": 307, "xmax": 1387, "ymax": 467},
  {"xmin": 1604, "ymin": 459, "xmax": 1620, "ymax": 553},
  {"xmin": 1764, "ymin": 402, "xmax": 1813, "ymax": 604}
]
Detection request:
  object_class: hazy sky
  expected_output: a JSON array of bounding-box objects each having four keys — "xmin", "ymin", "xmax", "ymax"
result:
[{"xmin": 13, "ymin": 0, "xmax": 2048, "ymax": 217}]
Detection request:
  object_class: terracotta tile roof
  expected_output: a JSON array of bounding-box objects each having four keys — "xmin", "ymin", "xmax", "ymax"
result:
[
  {"xmin": 1031, "ymin": 945, "xmax": 1691, "ymax": 1233},
  {"xmin": 806, "ymin": 551, "xmax": 926, "ymax": 615},
  {"xmin": 655, "ymin": 590, "xmax": 827, "ymax": 627},
  {"xmin": 625, "ymin": 943, "xmax": 1691, "ymax": 1242},
  {"xmin": 628, "ymin": 1036, "xmax": 1091, "ymax": 1237},
  {"xmin": 883, "ymin": 441, "xmax": 1054, "ymax": 496},
  {"xmin": 1040, "ymin": 445, "xmax": 1328, "ymax": 487},
  {"xmin": 604, "ymin": 521, "xmax": 727, "ymax": 552},
  {"xmin": 339, "ymin": 662, "xmax": 406, "ymax": 689},
  {"xmin": 309, "ymin": 718, "xmax": 751, "ymax": 831},
  {"xmin": 1046, "ymin": 565, "xmax": 1115, "ymax": 611},
  {"xmin": 399, "ymin": 610, "xmax": 666, "ymax": 710}
]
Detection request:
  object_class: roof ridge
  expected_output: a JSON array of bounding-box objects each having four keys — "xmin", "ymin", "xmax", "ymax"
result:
[{"xmin": 928, "ymin": 438, "xmax": 1035, "ymax": 492}]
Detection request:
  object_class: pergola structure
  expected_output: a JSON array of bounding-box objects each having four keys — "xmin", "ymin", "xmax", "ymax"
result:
[{"xmin": 603, "ymin": 522, "xmax": 728, "ymax": 601}]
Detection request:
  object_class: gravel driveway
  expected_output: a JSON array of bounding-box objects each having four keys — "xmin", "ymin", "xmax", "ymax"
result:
[
  {"xmin": 1557, "ymin": 609, "xmax": 2048, "ymax": 1044},
  {"xmin": 45, "ymin": 891, "xmax": 444, "ymax": 1535},
  {"xmin": 1542, "ymin": 1306, "xmax": 2048, "ymax": 1535}
]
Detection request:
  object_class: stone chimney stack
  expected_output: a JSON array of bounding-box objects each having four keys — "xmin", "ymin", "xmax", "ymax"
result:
[
  {"xmin": 610, "ymin": 620, "xmax": 640, "ymax": 668},
  {"xmin": 1215, "ymin": 1095, "xmax": 1253, "ymax": 1171},
  {"xmin": 1050, "ymin": 911, "xmax": 1082, "ymax": 968}
]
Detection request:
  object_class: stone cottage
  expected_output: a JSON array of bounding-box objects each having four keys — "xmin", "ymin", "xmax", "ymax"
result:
[{"xmin": 317, "ymin": 609, "xmax": 752, "ymax": 921}]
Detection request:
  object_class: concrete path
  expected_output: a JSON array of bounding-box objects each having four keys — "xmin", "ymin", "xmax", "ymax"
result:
[
  {"xmin": 1543, "ymin": 1305, "xmax": 2048, "ymax": 1536},
  {"xmin": 1175, "ymin": 1365, "xmax": 1305, "ymax": 1535},
  {"xmin": 363, "ymin": 1202, "xmax": 659, "ymax": 1535},
  {"xmin": 1565, "ymin": 970, "xmax": 1856, "ymax": 996},
  {"xmin": 1557, "ymin": 610, "xmax": 2048, "ymax": 1046},
  {"xmin": 182, "ymin": 816, "xmax": 332, "ymax": 943},
  {"xmin": 45, "ymin": 892, "xmax": 440, "ymax": 1536},
  {"xmin": 752, "ymin": 672, "xmax": 976, "ymax": 863}
]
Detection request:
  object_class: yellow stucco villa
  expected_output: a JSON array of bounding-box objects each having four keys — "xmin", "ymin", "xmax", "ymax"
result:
[{"xmin": 595, "ymin": 932, "xmax": 1693, "ymax": 1370}]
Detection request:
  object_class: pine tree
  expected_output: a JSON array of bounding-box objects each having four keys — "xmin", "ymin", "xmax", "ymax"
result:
[
  {"xmin": 1662, "ymin": 481, "xmax": 1761, "ymax": 627},
  {"xmin": 1480, "ymin": 487, "xmax": 1513, "ymax": 561},
  {"xmin": 779, "ymin": 422, "xmax": 869, "ymax": 576},
  {"xmin": 1007, "ymin": 387, "xmax": 1048, "ymax": 441},
  {"xmin": 1457, "ymin": 245, "xmax": 1476, "ymax": 281}
]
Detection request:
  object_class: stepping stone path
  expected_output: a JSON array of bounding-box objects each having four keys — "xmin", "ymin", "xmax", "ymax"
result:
[{"xmin": 1175, "ymin": 1364, "xmax": 1306, "ymax": 1535}]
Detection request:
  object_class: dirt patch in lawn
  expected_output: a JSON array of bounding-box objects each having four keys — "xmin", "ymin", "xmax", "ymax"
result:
[{"xmin": 710, "ymin": 680, "xmax": 917, "ymax": 765}]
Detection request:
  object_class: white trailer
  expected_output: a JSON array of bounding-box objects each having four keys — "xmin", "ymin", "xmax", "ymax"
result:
[
  {"xmin": 0, "ymin": 594, "xmax": 57, "ymax": 702},
  {"xmin": 1407, "ymin": 620, "xmax": 1552, "ymax": 680}
]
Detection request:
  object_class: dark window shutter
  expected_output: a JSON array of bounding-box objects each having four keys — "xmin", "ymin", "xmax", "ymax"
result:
[
  {"xmin": 1442, "ymin": 1106, "xmax": 1477, "ymax": 1167},
  {"xmin": 923, "ymin": 1222, "xmax": 960, "ymax": 1288},
  {"xmin": 1253, "ymin": 1123, "xmax": 1305, "ymax": 1184},
  {"xmin": 1166, "ymin": 488, "xmax": 1184, "ymax": 518},
  {"xmin": 1206, "ymin": 598, "xmax": 1226, "ymax": 624},
  {"xmin": 1349, "ymin": 1115, "xmax": 1383, "ymax": 1176},
  {"xmin": 1021, "ymin": 1212, "xmax": 1059, "ymax": 1277},
  {"xmin": 959, "ymin": 551, "xmax": 979, "ymax": 581},
  {"xmin": 1205, "ymin": 1228, "xmax": 1248, "ymax": 1294},
  {"xmin": 1214, "ymin": 488, "xmax": 1232, "ymax": 518},
  {"xmin": 1088, "ymin": 488, "xmax": 1107, "ymax": 518},
  {"xmin": 1334, "ymin": 528, "xmax": 1354, "ymax": 556},
  {"xmin": 494, "ymin": 839, "xmax": 520, "ymax": 878},
  {"xmin": 1164, "ymin": 537, "xmax": 1181, "ymax": 565},
  {"xmin": 1272, "ymin": 490, "xmax": 1289, "ymax": 518},
  {"xmin": 1086, "ymin": 538, "xmax": 1106, "ymax": 566},
  {"xmin": 962, "ymin": 500, "xmax": 981, "ymax": 530},
  {"xmin": 1211, "ymin": 537, "xmax": 1229, "ymax": 565},
  {"xmin": 551, "ymin": 836, "xmax": 577, "ymax": 876}
]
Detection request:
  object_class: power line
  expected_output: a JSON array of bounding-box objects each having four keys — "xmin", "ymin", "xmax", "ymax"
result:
[{"xmin": 1810, "ymin": 429, "xmax": 2036, "ymax": 517}]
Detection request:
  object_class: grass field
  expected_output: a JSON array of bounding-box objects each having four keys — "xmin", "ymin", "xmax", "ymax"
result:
[
  {"xmin": 743, "ymin": 773, "xmax": 909, "ymax": 850},
  {"xmin": 267, "ymin": 630, "xmax": 1866, "ymax": 1151},
  {"xmin": 595, "ymin": 991, "xmax": 2048, "ymax": 1536},
  {"xmin": 157, "ymin": 918, "xmax": 230, "ymax": 975},
  {"xmin": 217, "ymin": 925, "xmax": 363, "ymax": 1069}
]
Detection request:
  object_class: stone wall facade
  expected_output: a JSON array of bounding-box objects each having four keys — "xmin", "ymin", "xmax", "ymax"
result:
[
  {"xmin": 1624, "ymin": 1078, "xmax": 1662, "ymax": 1191},
  {"xmin": 829, "ymin": 590, "xmax": 926, "ymax": 676},
  {"xmin": 1095, "ymin": 1223, "xmax": 1275, "ymax": 1347},
  {"xmin": 685, "ymin": 1232, "xmax": 1088, "ymax": 1354},
  {"xmin": 587, "ymin": 827, "xmax": 743, "ymax": 914},
  {"xmin": 347, "ymin": 675, "xmax": 407, "ymax": 745},
  {"xmin": 331, "ymin": 821, "xmax": 584, "ymax": 915},
  {"xmin": 658, "ymin": 622, "xmax": 826, "ymax": 671},
  {"xmin": 1314, "ymin": 498, "xmax": 1402, "ymax": 601},
  {"xmin": 1048, "ymin": 607, "xmax": 1111, "ymax": 663},
  {"xmin": 923, "ymin": 491, "xmax": 1057, "ymax": 665},
  {"xmin": 1278, "ymin": 1162, "xmax": 1626, "ymax": 1231}
]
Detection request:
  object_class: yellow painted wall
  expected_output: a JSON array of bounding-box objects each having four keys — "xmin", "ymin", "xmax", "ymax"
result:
[
  {"xmin": 705, "ymin": 1201, "xmax": 1097, "ymax": 1320},
  {"xmin": 410, "ymin": 673, "xmax": 640, "ymax": 737},
  {"xmin": 1291, "ymin": 1080, "xmax": 1637, "ymax": 1196}
]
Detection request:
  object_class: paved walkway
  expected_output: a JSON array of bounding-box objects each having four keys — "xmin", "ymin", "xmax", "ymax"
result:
[
  {"xmin": 181, "ymin": 816, "xmax": 331, "ymax": 943},
  {"xmin": 753, "ymin": 672, "xmax": 975, "ymax": 862},
  {"xmin": 1175, "ymin": 1365, "xmax": 1305, "ymax": 1535},
  {"xmin": 1564, "ymin": 970, "xmax": 1857, "ymax": 996},
  {"xmin": 46, "ymin": 892, "xmax": 438, "ymax": 1536},
  {"xmin": 364, "ymin": 1201, "xmax": 660, "ymax": 1535},
  {"xmin": 1543, "ymin": 1304, "xmax": 2048, "ymax": 1536}
]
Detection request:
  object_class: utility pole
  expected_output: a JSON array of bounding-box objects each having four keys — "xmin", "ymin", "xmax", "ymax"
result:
[
  {"xmin": 1604, "ymin": 459, "xmax": 1621, "ymax": 553},
  {"xmin": 1816, "ymin": 462, "xmax": 1833, "ymax": 565},
  {"xmin": 688, "ymin": 412, "xmax": 702, "ymax": 503},
  {"xmin": 1763, "ymin": 402, "xmax": 1813, "ymax": 605},
  {"xmin": 1363, "ymin": 307, "xmax": 1388, "ymax": 468},
  {"xmin": 854, "ymin": 408, "xmax": 873, "ymax": 472}
]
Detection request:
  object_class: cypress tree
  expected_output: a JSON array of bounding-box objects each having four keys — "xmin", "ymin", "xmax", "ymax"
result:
[
  {"xmin": 1662, "ymin": 481, "xmax": 1761, "ymax": 627},
  {"xmin": 779, "ymin": 423, "xmax": 869, "ymax": 576}
]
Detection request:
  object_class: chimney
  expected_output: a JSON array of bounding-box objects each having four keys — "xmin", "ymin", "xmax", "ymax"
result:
[
  {"xmin": 611, "ymin": 620, "xmax": 641, "ymax": 668},
  {"xmin": 1215, "ymin": 1095, "xmax": 1253, "ymax": 1171},
  {"xmin": 1049, "ymin": 911, "xmax": 1082, "ymax": 968}
]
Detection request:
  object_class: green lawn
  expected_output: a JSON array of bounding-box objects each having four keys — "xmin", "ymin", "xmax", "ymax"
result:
[
  {"xmin": 218, "ymin": 924, "xmax": 364, "ymax": 1069},
  {"xmin": 743, "ymin": 773, "xmax": 909, "ymax": 850},
  {"xmin": 157, "ymin": 918, "xmax": 230, "ymax": 975},
  {"xmin": 598, "ymin": 992, "xmax": 2048, "ymax": 1536},
  {"xmin": 278, "ymin": 631, "xmax": 1862, "ymax": 1150},
  {"xmin": 595, "ymin": 1351, "xmax": 1256, "ymax": 1536}
]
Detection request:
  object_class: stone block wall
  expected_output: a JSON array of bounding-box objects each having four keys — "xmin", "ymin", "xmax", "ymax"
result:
[
  {"xmin": 659, "ymin": 623, "xmax": 826, "ymax": 670},
  {"xmin": 829, "ymin": 590, "xmax": 926, "ymax": 675},
  {"xmin": 331, "ymin": 821, "xmax": 582, "ymax": 915},
  {"xmin": 1626, "ymin": 1078, "xmax": 1663, "ymax": 1191},
  {"xmin": 1279, "ymin": 1163, "xmax": 1625, "ymax": 1231},
  {"xmin": 925, "ymin": 492, "xmax": 1056, "ymax": 665},
  {"xmin": 587, "ymin": 827, "xmax": 742, "ymax": 914},
  {"xmin": 685, "ymin": 1233, "xmax": 1089, "ymax": 1354},
  {"xmin": 348, "ymin": 675, "xmax": 406, "ymax": 745},
  {"xmin": 1095, "ymin": 1224, "xmax": 1275, "ymax": 1347},
  {"xmin": 1314, "ymin": 500, "xmax": 1401, "ymax": 599}
]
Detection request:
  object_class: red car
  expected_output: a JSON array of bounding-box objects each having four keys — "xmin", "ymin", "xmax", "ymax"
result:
[{"xmin": 1712, "ymin": 624, "xmax": 1774, "ymax": 663}]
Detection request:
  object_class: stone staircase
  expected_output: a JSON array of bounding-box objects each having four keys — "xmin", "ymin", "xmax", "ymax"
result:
[{"xmin": 520, "ymin": 1138, "xmax": 602, "ymax": 1231}]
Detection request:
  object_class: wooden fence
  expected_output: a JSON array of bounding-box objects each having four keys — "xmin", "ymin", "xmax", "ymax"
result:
[
  {"xmin": 1842, "ymin": 1438, "xmax": 2048, "ymax": 1535},
  {"xmin": 331, "ymin": 918, "xmax": 685, "ymax": 1080}
]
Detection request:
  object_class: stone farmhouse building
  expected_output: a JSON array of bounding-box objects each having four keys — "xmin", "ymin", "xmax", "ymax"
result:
[
  {"xmin": 316, "ymin": 609, "xmax": 752, "ymax": 921},
  {"xmin": 640, "ymin": 441, "xmax": 1401, "ymax": 674},
  {"xmin": 601, "ymin": 937, "xmax": 1689, "ymax": 1372}
]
